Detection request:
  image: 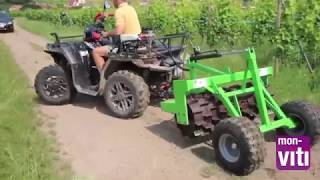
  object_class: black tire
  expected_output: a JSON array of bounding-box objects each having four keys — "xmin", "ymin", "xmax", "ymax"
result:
[
  {"xmin": 104, "ymin": 70, "xmax": 150, "ymax": 118},
  {"xmin": 277, "ymin": 101, "xmax": 320, "ymax": 144},
  {"xmin": 9, "ymin": 26, "xmax": 14, "ymax": 33},
  {"xmin": 212, "ymin": 117, "xmax": 266, "ymax": 176},
  {"xmin": 34, "ymin": 65, "xmax": 75, "ymax": 105}
]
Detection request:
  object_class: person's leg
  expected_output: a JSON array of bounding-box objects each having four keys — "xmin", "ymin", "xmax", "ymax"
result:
[
  {"xmin": 93, "ymin": 46, "xmax": 108, "ymax": 72},
  {"xmin": 96, "ymin": 45, "xmax": 111, "ymax": 92}
]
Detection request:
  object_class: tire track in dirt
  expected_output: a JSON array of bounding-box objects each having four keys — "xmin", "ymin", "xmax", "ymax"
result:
[{"xmin": 1, "ymin": 25, "xmax": 319, "ymax": 180}]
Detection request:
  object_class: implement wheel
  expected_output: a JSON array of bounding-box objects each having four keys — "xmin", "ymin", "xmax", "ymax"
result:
[
  {"xmin": 212, "ymin": 117, "xmax": 266, "ymax": 175},
  {"xmin": 278, "ymin": 101, "xmax": 320, "ymax": 144}
]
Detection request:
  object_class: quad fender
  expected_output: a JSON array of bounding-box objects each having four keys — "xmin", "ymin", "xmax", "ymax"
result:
[
  {"xmin": 59, "ymin": 43, "xmax": 89, "ymax": 65},
  {"xmin": 45, "ymin": 42, "xmax": 98, "ymax": 96},
  {"xmin": 45, "ymin": 43, "xmax": 86, "ymax": 64},
  {"xmin": 44, "ymin": 44, "xmax": 65, "ymax": 65},
  {"xmin": 103, "ymin": 58, "xmax": 175, "ymax": 78},
  {"xmin": 103, "ymin": 60, "xmax": 142, "ymax": 78}
]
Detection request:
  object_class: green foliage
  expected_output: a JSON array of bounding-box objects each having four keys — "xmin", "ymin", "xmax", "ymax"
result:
[
  {"xmin": 12, "ymin": 0, "xmax": 320, "ymax": 88},
  {"xmin": 137, "ymin": 0, "xmax": 201, "ymax": 34},
  {"xmin": 246, "ymin": 0, "xmax": 276, "ymax": 44},
  {"xmin": 2, "ymin": 0, "xmax": 31, "ymax": 4},
  {"xmin": 0, "ymin": 41, "xmax": 71, "ymax": 180},
  {"xmin": 198, "ymin": 0, "xmax": 246, "ymax": 47},
  {"xmin": 172, "ymin": 0, "xmax": 202, "ymax": 33},
  {"xmin": 12, "ymin": 7, "xmax": 114, "ymax": 29},
  {"xmin": 137, "ymin": 0, "xmax": 176, "ymax": 33},
  {"xmin": 22, "ymin": 8, "xmax": 99, "ymax": 27},
  {"xmin": 17, "ymin": 17, "xmax": 83, "ymax": 39}
]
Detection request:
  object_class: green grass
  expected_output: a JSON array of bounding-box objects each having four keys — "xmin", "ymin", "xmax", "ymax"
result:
[
  {"xmin": 0, "ymin": 41, "xmax": 71, "ymax": 180},
  {"xmin": 0, "ymin": 3, "xmax": 10, "ymax": 10},
  {"xmin": 17, "ymin": 17, "xmax": 83, "ymax": 40},
  {"xmin": 269, "ymin": 66, "xmax": 320, "ymax": 105}
]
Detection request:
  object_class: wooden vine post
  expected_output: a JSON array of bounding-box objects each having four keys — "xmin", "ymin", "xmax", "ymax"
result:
[{"xmin": 275, "ymin": 0, "xmax": 282, "ymax": 75}]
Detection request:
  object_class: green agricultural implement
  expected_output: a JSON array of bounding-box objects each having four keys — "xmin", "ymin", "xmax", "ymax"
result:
[{"xmin": 161, "ymin": 47, "xmax": 320, "ymax": 175}]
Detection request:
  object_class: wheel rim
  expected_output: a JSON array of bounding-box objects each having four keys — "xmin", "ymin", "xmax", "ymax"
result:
[
  {"xmin": 110, "ymin": 81, "xmax": 134, "ymax": 112},
  {"xmin": 284, "ymin": 113, "xmax": 306, "ymax": 136},
  {"xmin": 218, "ymin": 134, "xmax": 240, "ymax": 163},
  {"xmin": 43, "ymin": 76, "xmax": 68, "ymax": 99}
]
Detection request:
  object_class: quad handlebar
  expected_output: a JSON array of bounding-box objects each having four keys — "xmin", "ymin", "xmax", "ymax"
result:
[{"xmin": 50, "ymin": 33, "xmax": 83, "ymax": 44}]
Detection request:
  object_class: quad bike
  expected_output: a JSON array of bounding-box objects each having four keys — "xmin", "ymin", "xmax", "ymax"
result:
[
  {"xmin": 34, "ymin": 28, "xmax": 188, "ymax": 118},
  {"xmin": 161, "ymin": 47, "xmax": 320, "ymax": 175}
]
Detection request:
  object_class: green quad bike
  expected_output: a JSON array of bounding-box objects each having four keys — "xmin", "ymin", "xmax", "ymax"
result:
[{"xmin": 161, "ymin": 47, "xmax": 320, "ymax": 175}]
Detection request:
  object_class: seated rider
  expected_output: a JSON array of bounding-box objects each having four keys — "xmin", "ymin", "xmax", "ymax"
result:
[
  {"xmin": 92, "ymin": 0, "xmax": 141, "ymax": 73},
  {"xmin": 92, "ymin": 12, "xmax": 112, "ymax": 45},
  {"xmin": 84, "ymin": 12, "xmax": 105, "ymax": 42},
  {"xmin": 94, "ymin": 12, "xmax": 106, "ymax": 31}
]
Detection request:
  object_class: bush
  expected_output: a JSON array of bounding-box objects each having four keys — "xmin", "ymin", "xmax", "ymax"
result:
[{"xmin": 198, "ymin": 0, "xmax": 247, "ymax": 47}]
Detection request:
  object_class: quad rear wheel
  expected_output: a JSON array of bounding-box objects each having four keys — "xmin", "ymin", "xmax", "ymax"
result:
[
  {"xmin": 212, "ymin": 117, "xmax": 266, "ymax": 176},
  {"xmin": 104, "ymin": 70, "xmax": 150, "ymax": 118},
  {"xmin": 278, "ymin": 101, "xmax": 320, "ymax": 144},
  {"xmin": 34, "ymin": 65, "xmax": 75, "ymax": 105}
]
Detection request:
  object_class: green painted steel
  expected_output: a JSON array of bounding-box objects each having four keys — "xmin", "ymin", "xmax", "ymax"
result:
[{"xmin": 160, "ymin": 47, "xmax": 297, "ymax": 133}]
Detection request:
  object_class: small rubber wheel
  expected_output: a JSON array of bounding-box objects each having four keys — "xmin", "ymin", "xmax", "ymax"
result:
[
  {"xmin": 212, "ymin": 117, "xmax": 266, "ymax": 176},
  {"xmin": 277, "ymin": 101, "xmax": 320, "ymax": 144},
  {"xmin": 9, "ymin": 26, "xmax": 14, "ymax": 33},
  {"xmin": 104, "ymin": 70, "xmax": 150, "ymax": 118},
  {"xmin": 34, "ymin": 65, "xmax": 75, "ymax": 105}
]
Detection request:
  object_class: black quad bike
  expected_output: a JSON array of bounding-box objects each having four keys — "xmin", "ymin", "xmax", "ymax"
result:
[{"xmin": 34, "ymin": 29, "xmax": 188, "ymax": 118}]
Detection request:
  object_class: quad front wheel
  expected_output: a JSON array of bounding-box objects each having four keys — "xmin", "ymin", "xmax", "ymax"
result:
[
  {"xmin": 212, "ymin": 117, "xmax": 266, "ymax": 176},
  {"xmin": 34, "ymin": 65, "xmax": 75, "ymax": 105},
  {"xmin": 104, "ymin": 70, "xmax": 150, "ymax": 118}
]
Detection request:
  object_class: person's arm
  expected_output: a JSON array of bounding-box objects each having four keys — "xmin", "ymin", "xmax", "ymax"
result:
[
  {"xmin": 106, "ymin": 12, "xmax": 114, "ymax": 17},
  {"xmin": 102, "ymin": 11, "xmax": 125, "ymax": 37},
  {"xmin": 103, "ymin": 25, "xmax": 124, "ymax": 37}
]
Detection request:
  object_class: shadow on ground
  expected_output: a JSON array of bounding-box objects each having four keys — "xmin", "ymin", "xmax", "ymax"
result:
[
  {"xmin": 34, "ymin": 94, "xmax": 117, "ymax": 117},
  {"xmin": 34, "ymin": 93, "xmax": 166, "ymax": 120},
  {"xmin": 0, "ymin": 31, "xmax": 12, "ymax": 34},
  {"xmin": 146, "ymin": 120, "xmax": 211, "ymax": 148},
  {"xmin": 146, "ymin": 116, "xmax": 281, "ymax": 167}
]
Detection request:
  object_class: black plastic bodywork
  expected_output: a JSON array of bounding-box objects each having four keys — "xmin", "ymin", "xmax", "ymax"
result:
[
  {"xmin": 45, "ymin": 34, "xmax": 98, "ymax": 95},
  {"xmin": 44, "ymin": 33, "xmax": 187, "ymax": 97}
]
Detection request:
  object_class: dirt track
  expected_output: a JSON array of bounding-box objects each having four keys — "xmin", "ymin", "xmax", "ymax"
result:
[{"xmin": 1, "ymin": 25, "xmax": 319, "ymax": 180}]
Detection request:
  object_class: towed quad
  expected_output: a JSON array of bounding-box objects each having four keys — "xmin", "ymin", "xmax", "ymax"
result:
[
  {"xmin": 34, "ymin": 29, "xmax": 187, "ymax": 118},
  {"xmin": 161, "ymin": 47, "xmax": 320, "ymax": 175}
]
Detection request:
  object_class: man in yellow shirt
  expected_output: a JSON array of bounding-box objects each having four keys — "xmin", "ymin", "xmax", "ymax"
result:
[{"xmin": 92, "ymin": 0, "xmax": 141, "ymax": 72}]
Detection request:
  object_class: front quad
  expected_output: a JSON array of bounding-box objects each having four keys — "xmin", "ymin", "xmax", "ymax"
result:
[
  {"xmin": 34, "ymin": 31, "xmax": 188, "ymax": 118},
  {"xmin": 161, "ymin": 47, "xmax": 320, "ymax": 175}
]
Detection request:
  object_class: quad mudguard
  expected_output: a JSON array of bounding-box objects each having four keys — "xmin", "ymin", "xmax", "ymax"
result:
[{"xmin": 45, "ymin": 42, "xmax": 98, "ymax": 96}]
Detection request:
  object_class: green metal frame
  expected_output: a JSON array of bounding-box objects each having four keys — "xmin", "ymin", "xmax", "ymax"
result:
[{"xmin": 161, "ymin": 48, "xmax": 296, "ymax": 133}]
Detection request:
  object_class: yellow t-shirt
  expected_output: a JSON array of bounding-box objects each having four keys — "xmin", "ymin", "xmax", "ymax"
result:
[{"xmin": 115, "ymin": 2, "xmax": 141, "ymax": 34}]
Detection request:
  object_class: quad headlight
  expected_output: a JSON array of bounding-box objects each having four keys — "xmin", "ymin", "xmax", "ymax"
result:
[{"xmin": 7, "ymin": 21, "xmax": 13, "ymax": 25}]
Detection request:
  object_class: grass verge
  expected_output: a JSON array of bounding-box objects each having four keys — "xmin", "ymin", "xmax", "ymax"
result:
[
  {"xmin": 269, "ymin": 65, "xmax": 320, "ymax": 105},
  {"xmin": 16, "ymin": 17, "xmax": 83, "ymax": 40},
  {"xmin": 0, "ymin": 40, "xmax": 71, "ymax": 180}
]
